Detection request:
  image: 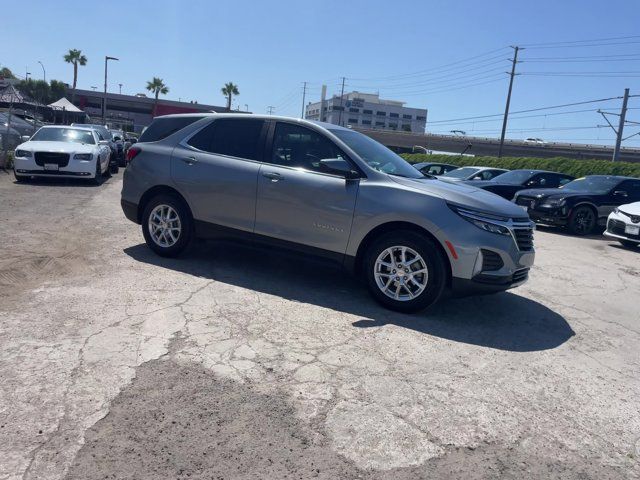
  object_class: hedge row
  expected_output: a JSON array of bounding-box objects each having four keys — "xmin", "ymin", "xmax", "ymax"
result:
[{"xmin": 400, "ymin": 153, "xmax": 640, "ymax": 179}]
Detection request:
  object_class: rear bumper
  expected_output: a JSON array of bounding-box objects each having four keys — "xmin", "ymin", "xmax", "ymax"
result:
[
  {"xmin": 451, "ymin": 268, "xmax": 530, "ymax": 297},
  {"xmin": 121, "ymin": 199, "xmax": 139, "ymax": 224}
]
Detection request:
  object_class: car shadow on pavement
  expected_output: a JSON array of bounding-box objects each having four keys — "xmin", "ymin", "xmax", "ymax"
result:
[{"xmin": 124, "ymin": 241, "xmax": 574, "ymax": 352}]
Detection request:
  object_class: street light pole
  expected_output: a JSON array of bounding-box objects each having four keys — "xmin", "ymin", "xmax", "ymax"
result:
[
  {"xmin": 37, "ymin": 61, "xmax": 46, "ymax": 83},
  {"xmin": 118, "ymin": 83, "xmax": 123, "ymax": 95},
  {"xmin": 102, "ymin": 56, "xmax": 119, "ymax": 124}
]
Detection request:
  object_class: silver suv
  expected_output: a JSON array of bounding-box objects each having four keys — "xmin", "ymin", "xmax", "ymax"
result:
[{"xmin": 121, "ymin": 114, "xmax": 535, "ymax": 312}]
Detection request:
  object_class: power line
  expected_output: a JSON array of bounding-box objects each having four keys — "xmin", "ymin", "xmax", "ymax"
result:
[
  {"xmin": 427, "ymin": 96, "xmax": 625, "ymax": 124},
  {"xmin": 347, "ymin": 48, "xmax": 510, "ymax": 82},
  {"xmin": 520, "ymin": 35, "xmax": 640, "ymax": 47}
]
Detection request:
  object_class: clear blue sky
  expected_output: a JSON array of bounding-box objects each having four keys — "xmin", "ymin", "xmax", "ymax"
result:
[{"xmin": 3, "ymin": 0, "xmax": 640, "ymax": 145}]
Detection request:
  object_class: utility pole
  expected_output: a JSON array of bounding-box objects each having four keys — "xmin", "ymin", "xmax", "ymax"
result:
[
  {"xmin": 119, "ymin": 83, "xmax": 123, "ymax": 95},
  {"xmin": 498, "ymin": 46, "xmax": 520, "ymax": 158},
  {"xmin": 103, "ymin": 56, "xmax": 119, "ymax": 124},
  {"xmin": 338, "ymin": 77, "xmax": 346, "ymax": 126},
  {"xmin": 612, "ymin": 88, "xmax": 629, "ymax": 162},
  {"xmin": 267, "ymin": 106, "xmax": 275, "ymax": 115},
  {"xmin": 301, "ymin": 81, "xmax": 307, "ymax": 119}
]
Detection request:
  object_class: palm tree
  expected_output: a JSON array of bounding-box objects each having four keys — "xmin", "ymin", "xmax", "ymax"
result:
[
  {"xmin": 221, "ymin": 82, "xmax": 240, "ymax": 111},
  {"xmin": 146, "ymin": 77, "xmax": 169, "ymax": 117},
  {"xmin": 63, "ymin": 49, "xmax": 87, "ymax": 102}
]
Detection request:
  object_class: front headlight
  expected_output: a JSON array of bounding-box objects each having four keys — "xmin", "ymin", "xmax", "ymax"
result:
[
  {"xmin": 74, "ymin": 153, "xmax": 93, "ymax": 160},
  {"xmin": 15, "ymin": 149, "xmax": 32, "ymax": 158},
  {"xmin": 540, "ymin": 198, "xmax": 566, "ymax": 208},
  {"xmin": 448, "ymin": 204, "xmax": 511, "ymax": 236}
]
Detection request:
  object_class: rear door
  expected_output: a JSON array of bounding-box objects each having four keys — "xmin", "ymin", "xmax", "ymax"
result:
[
  {"xmin": 171, "ymin": 118, "xmax": 266, "ymax": 233},
  {"xmin": 254, "ymin": 121, "xmax": 359, "ymax": 256}
]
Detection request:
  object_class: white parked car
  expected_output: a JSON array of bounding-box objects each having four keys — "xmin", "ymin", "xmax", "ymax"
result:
[
  {"xmin": 13, "ymin": 126, "xmax": 112, "ymax": 184},
  {"xmin": 604, "ymin": 201, "xmax": 640, "ymax": 248}
]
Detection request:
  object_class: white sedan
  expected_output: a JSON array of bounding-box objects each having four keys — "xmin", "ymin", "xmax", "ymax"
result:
[
  {"xmin": 13, "ymin": 126, "xmax": 112, "ymax": 184},
  {"xmin": 604, "ymin": 201, "xmax": 640, "ymax": 248}
]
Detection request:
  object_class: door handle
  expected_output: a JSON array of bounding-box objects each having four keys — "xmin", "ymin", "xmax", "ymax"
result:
[
  {"xmin": 262, "ymin": 172, "xmax": 283, "ymax": 182},
  {"xmin": 181, "ymin": 157, "xmax": 198, "ymax": 165}
]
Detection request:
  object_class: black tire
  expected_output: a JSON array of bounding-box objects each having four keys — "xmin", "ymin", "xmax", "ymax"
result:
[
  {"xmin": 141, "ymin": 194, "xmax": 193, "ymax": 257},
  {"xmin": 363, "ymin": 230, "xmax": 447, "ymax": 313},
  {"xmin": 619, "ymin": 239, "xmax": 639, "ymax": 249},
  {"xmin": 110, "ymin": 163, "xmax": 119, "ymax": 174},
  {"xmin": 92, "ymin": 160, "xmax": 103, "ymax": 185},
  {"xmin": 568, "ymin": 206, "xmax": 597, "ymax": 236}
]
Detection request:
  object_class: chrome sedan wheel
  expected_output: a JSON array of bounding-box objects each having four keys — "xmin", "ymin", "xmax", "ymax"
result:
[
  {"xmin": 148, "ymin": 204, "xmax": 182, "ymax": 247},
  {"xmin": 374, "ymin": 246, "xmax": 428, "ymax": 301}
]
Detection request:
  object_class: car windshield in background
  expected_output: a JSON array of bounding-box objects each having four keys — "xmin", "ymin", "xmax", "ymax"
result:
[
  {"xmin": 31, "ymin": 128, "xmax": 95, "ymax": 145},
  {"xmin": 490, "ymin": 170, "xmax": 536, "ymax": 184},
  {"xmin": 330, "ymin": 129, "xmax": 424, "ymax": 178},
  {"xmin": 561, "ymin": 176, "xmax": 621, "ymax": 194},
  {"xmin": 442, "ymin": 166, "xmax": 479, "ymax": 179}
]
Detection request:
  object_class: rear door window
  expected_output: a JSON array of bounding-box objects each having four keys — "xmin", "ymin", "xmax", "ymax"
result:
[
  {"xmin": 187, "ymin": 118, "xmax": 265, "ymax": 161},
  {"xmin": 139, "ymin": 116, "xmax": 205, "ymax": 142}
]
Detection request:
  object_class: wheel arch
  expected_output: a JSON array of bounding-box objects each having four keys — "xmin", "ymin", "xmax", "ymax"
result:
[
  {"xmin": 352, "ymin": 221, "xmax": 452, "ymax": 288},
  {"xmin": 570, "ymin": 201, "xmax": 599, "ymax": 218},
  {"xmin": 137, "ymin": 185, "xmax": 192, "ymax": 224}
]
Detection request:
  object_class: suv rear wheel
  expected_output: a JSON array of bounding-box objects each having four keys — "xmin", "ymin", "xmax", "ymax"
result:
[
  {"xmin": 364, "ymin": 231, "xmax": 447, "ymax": 313},
  {"xmin": 142, "ymin": 194, "xmax": 193, "ymax": 257}
]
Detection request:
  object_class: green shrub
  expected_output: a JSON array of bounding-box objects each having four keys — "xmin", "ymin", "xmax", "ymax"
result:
[{"xmin": 400, "ymin": 153, "xmax": 640, "ymax": 179}]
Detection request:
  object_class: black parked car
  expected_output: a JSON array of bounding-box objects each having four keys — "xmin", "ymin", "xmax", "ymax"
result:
[
  {"xmin": 464, "ymin": 169, "xmax": 575, "ymax": 200},
  {"xmin": 514, "ymin": 175, "xmax": 640, "ymax": 235},
  {"xmin": 413, "ymin": 162, "xmax": 458, "ymax": 176}
]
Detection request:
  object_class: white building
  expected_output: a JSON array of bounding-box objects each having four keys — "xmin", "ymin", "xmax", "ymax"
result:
[{"xmin": 305, "ymin": 91, "xmax": 427, "ymax": 133}]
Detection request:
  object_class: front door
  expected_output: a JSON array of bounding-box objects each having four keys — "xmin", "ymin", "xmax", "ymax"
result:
[
  {"xmin": 254, "ymin": 122, "xmax": 359, "ymax": 255},
  {"xmin": 171, "ymin": 118, "xmax": 266, "ymax": 233}
]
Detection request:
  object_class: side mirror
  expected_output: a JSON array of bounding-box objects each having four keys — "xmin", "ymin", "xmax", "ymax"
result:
[
  {"xmin": 99, "ymin": 140, "xmax": 109, "ymax": 146},
  {"xmin": 614, "ymin": 190, "xmax": 628, "ymax": 197},
  {"xmin": 21, "ymin": 135, "xmax": 31, "ymax": 142},
  {"xmin": 319, "ymin": 158, "xmax": 359, "ymax": 179}
]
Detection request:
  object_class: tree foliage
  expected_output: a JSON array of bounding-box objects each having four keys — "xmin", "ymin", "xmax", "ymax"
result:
[
  {"xmin": 221, "ymin": 82, "xmax": 240, "ymax": 110},
  {"xmin": 401, "ymin": 153, "xmax": 640, "ymax": 178}
]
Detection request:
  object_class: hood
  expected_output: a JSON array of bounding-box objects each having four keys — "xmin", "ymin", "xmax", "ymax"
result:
[
  {"xmin": 389, "ymin": 176, "xmax": 528, "ymax": 218},
  {"xmin": 619, "ymin": 201, "xmax": 640, "ymax": 215},
  {"xmin": 17, "ymin": 141, "xmax": 96, "ymax": 154}
]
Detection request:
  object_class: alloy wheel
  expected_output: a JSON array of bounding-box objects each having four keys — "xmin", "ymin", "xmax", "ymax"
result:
[
  {"xmin": 148, "ymin": 204, "xmax": 182, "ymax": 247},
  {"xmin": 373, "ymin": 245, "xmax": 429, "ymax": 301}
]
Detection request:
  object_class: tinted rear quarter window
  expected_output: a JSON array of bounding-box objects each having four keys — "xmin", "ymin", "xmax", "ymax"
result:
[
  {"xmin": 139, "ymin": 116, "xmax": 205, "ymax": 142},
  {"xmin": 187, "ymin": 118, "xmax": 265, "ymax": 160}
]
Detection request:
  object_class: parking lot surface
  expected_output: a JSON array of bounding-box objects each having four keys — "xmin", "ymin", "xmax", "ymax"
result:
[{"xmin": 0, "ymin": 172, "xmax": 639, "ymax": 479}]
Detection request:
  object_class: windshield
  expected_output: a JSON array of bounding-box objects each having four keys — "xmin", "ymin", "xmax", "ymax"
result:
[
  {"xmin": 442, "ymin": 166, "xmax": 480, "ymax": 179},
  {"xmin": 561, "ymin": 176, "xmax": 620, "ymax": 194},
  {"xmin": 330, "ymin": 129, "xmax": 423, "ymax": 178},
  {"xmin": 31, "ymin": 128, "xmax": 95, "ymax": 145},
  {"xmin": 490, "ymin": 170, "xmax": 536, "ymax": 184}
]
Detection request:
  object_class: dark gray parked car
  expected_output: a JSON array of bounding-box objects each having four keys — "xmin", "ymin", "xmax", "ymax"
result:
[{"xmin": 121, "ymin": 114, "xmax": 535, "ymax": 312}]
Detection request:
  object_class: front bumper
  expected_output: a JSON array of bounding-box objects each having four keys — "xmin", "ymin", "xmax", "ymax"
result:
[
  {"xmin": 14, "ymin": 156, "xmax": 98, "ymax": 178},
  {"xmin": 526, "ymin": 206, "xmax": 568, "ymax": 226},
  {"xmin": 451, "ymin": 268, "xmax": 530, "ymax": 296},
  {"xmin": 604, "ymin": 213, "xmax": 640, "ymax": 242}
]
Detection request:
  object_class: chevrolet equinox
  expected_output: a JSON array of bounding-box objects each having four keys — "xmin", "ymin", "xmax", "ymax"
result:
[{"xmin": 121, "ymin": 114, "xmax": 535, "ymax": 312}]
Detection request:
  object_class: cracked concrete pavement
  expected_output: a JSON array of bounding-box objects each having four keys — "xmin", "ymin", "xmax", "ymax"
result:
[{"xmin": 0, "ymin": 172, "xmax": 639, "ymax": 479}]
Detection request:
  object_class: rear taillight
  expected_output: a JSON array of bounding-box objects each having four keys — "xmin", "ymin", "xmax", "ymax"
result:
[{"xmin": 126, "ymin": 147, "xmax": 141, "ymax": 163}]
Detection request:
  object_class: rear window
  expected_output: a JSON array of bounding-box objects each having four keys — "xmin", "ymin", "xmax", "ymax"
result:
[
  {"xmin": 139, "ymin": 116, "xmax": 205, "ymax": 142},
  {"xmin": 187, "ymin": 118, "xmax": 264, "ymax": 160}
]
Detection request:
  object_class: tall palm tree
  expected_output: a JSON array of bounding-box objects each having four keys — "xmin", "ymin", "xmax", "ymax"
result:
[
  {"xmin": 221, "ymin": 82, "xmax": 239, "ymax": 111},
  {"xmin": 63, "ymin": 49, "xmax": 87, "ymax": 102},
  {"xmin": 146, "ymin": 77, "xmax": 169, "ymax": 117}
]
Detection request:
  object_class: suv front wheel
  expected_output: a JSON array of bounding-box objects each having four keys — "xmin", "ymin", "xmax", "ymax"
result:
[
  {"xmin": 142, "ymin": 194, "xmax": 193, "ymax": 257},
  {"xmin": 364, "ymin": 231, "xmax": 447, "ymax": 313}
]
